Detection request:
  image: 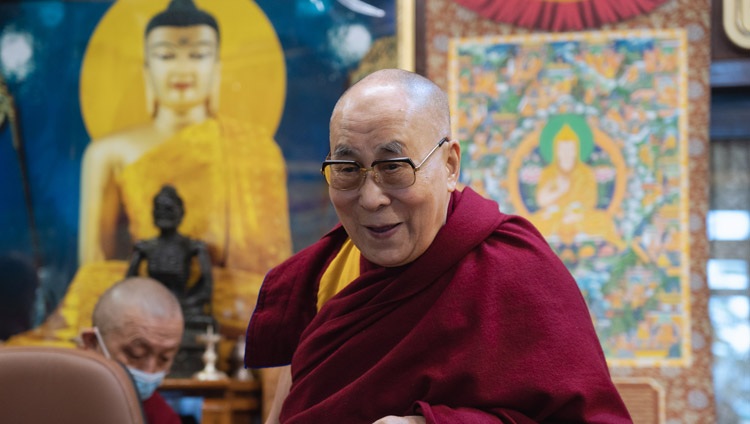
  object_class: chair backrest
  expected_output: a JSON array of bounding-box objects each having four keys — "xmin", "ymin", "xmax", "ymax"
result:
[{"xmin": 0, "ymin": 346, "xmax": 145, "ymax": 424}]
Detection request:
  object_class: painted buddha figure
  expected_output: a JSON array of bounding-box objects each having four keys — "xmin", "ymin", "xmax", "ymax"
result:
[
  {"xmin": 9, "ymin": 0, "xmax": 291, "ymax": 345},
  {"xmin": 531, "ymin": 115, "xmax": 625, "ymax": 250}
]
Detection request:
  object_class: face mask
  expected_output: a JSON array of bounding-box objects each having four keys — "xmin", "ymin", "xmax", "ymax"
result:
[
  {"xmin": 92, "ymin": 326, "xmax": 112, "ymax": 359},
  {"xmin": 127, "ymin": 366, "xmax": 167, "ymax": 401},
  {"xmin": 93, "ymin": 326, "xmax": 165, "ymax": 400}
]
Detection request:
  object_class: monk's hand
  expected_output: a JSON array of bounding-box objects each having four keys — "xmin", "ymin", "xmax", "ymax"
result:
[{"xmin": 372, "ymin": 416, "xmax": 426, "ymax": 424}]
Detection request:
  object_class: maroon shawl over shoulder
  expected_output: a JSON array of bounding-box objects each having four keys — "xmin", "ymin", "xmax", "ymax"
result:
[{"xmin": 246, "ymin": 188, "xmax": 632, "ymax": 423}]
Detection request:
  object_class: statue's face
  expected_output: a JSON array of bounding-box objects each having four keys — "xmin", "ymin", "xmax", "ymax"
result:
[
  {"xmin": 153, "ymin": 194, "xmax": 183, "ymax": 231},
  {"xmin": 145, "ymin": 25, "xmax": 219, "ymax": 113}
]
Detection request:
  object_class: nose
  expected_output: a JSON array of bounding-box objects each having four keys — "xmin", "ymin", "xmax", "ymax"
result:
[
  {"xmin": 140, "ymin": 356, "xmax": 159, "ymax": 374},
  {"xmin": 357, "ymin": 171, "xmax": 390, "ymax": 211},
  {"xmin": 171, "ymin": 55, "xmax": 195, "ymax": 75}
]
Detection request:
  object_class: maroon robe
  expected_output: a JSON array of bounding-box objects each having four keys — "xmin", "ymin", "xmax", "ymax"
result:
[
  {"xmin": 143, "ymin": 392, "xmax": 180, "ymax": 424},
  {"xmin": 246, "ymin": 188, "xmax": 632, "ymax": 423}
]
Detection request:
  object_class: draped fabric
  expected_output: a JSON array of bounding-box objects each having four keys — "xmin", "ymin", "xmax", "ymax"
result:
[
  {"xmin": 452, "ymin": 0, "xmax": 669, "ymax": 31},
  {"xmin": 246, "ymin": 188, "xmax": 632, "ymax": 423},
  {"xmin": 118, "ymin": 117, "xmax": 291, "ymax": 276},
  {"xmin": 7, "ymin": 117, "xmax": 292, "ymax": 347},
  {"xmin": 143, "ymin": 392, "xmax": 181, "ymax": 424}
]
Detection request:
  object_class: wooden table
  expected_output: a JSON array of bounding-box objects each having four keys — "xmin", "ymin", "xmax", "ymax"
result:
[{"xmin": 159, "ymin": 378, "xmax": 261, "ymax": 424}]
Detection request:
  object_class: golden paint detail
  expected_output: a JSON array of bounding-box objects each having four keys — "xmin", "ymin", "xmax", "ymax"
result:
[
  {"xmin": 6, "ymin": 117, "xmax": 292, "ymax": 345},
  {"xmin": 80, "ymin": 0, "xmax": 285, "ymax": 139},
  {"xmin": 676, "ymin": 28, "xmax": 692, "ymax": 369},
  {"xmin": 397, "ymin": 0, "xmax": 416, "ymax": 71},
  {"xmin": 506, "ymin": 126, "xmax": 627, "ymax": 217}
]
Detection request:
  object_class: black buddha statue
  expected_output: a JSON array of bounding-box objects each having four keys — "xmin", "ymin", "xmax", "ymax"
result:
[
  {"xmin": 126, "ymin": 184, "xmax": 213, "ymax": 317},
  {"xmin": 126, "ymin": 184, "xmax": 217, "ymax": 377}
]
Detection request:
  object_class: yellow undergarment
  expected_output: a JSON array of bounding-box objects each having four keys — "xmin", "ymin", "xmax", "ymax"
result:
[{"xmin": 317, "ymin": 238, "xmax": 361, "ymax": 311}]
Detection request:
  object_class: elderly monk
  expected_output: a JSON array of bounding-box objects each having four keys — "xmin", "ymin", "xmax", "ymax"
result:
[
  {"xmin": 80, "ymin": 277, "xmax": 184, "ymax": 424},
  {"xmin": 245, "ymin": 69, "xmax": 633, "ymax": 423}
]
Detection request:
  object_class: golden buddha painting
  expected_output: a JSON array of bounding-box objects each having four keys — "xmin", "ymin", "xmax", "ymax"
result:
[
  {"xmin": 5, "ymin": 0, "xmax": 292, "ymax": 346},
  {"xmin": 1, "ymin": 0, "xmax": 404, "ymax": 348},
  {"xmin": 449, "ymin": 30, "xmax": 691, "ymax": 366}
]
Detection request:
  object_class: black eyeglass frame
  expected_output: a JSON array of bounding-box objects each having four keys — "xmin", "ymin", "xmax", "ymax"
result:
[{"xmin": 321, "ymin": 137, "xmax": 450, "ymax": 191}]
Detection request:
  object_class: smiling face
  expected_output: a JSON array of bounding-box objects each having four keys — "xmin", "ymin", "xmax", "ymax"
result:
[
  {"xmin": 144, "ymin": 25, "xmax": 219, "ymax": 113},
  {"xmin": 328, "ymin": 80, "xmax": 460, "ymax": 267}
]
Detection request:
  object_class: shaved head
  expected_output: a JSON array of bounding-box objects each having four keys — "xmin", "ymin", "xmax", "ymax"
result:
[
  {"xmin": 93, "ymin": 277, "xmax": 183, "ymax": 337},
  {"xmin": 331, "ymin": 69, "xmax": 451, "ymax": 141}
]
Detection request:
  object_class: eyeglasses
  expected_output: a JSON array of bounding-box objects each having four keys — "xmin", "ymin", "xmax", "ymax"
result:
[{"xmin": 321, "ymin": 137, "xmax": 449, "ymax": 191}]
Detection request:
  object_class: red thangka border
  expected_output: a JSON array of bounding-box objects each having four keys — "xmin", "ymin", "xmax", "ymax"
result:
[{"xmin": 451, "ymin": 0, "xmax": 671, "ymax": 31}]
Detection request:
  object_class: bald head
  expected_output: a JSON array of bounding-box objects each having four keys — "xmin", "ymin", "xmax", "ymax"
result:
[
  {"xmin": 93, "ymin": 277, "xmax": 183, "ymax": 337},
  {"xmin": 331, "ymin": 69, "xmax": 451, "ymax": 140},
  {"xmin": 83, "ymin": 277, "xmax": 184, "ymax": 375}
]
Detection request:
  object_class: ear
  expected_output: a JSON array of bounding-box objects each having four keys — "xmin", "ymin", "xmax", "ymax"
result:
[
  {"xmin": 208, "ymin": 62, "xmax": 222, "ymax": 116},
  {"xmin": 80, "ymin": 328, "xmax": 98, "ymax": 351},
  {"xmin": 445, "ymin": 138, "xmax": 461, "ymax": 192},
  {"xmin": 143, "ymin": 66, "xmax": 156, "ymax": 118}
]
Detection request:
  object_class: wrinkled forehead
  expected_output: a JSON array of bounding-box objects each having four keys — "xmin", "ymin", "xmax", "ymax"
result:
[
  {"xmin": 112, "ymin": 310, "xmax": 183, "ymax": 342},
  {"xmin": 330, "ymin": 87, "xmax": 422, "ymax": 150},
  {"xmin": 334, "ymin": 81, "xmax": 411, "ymax": 115}
]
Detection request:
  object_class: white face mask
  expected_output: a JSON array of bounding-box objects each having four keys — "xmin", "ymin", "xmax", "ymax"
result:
[{"xmin": 93, "ymin": 326, "xmax": 166, "ymax": 400}]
